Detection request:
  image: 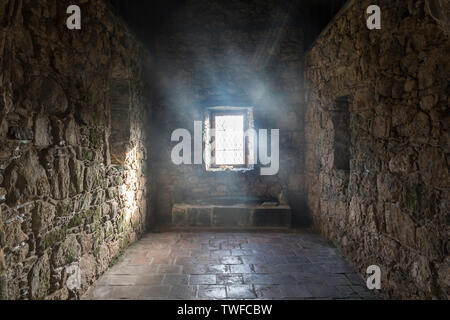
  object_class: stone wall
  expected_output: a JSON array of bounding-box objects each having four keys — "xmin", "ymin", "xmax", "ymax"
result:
[
  {"xmin": 0, "ymin": 0, "xmax": 151, "ymax": 299},
  {"xmin": 152, "ymin": 0, "xmax": 307, "ymax": 226},
  {"xmin": 305, "ymin": 0, "xmax": 449, "ymax": 299}
]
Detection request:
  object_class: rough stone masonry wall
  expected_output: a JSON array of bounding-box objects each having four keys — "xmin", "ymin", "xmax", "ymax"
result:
[
  {"xmin": 0, "ymin": 0, "xmax": 151, "ymax": 299},
  {"xmin": 153, "ymin": 0, "xmax": 307, "ymax": 226},
  {"xmin": 305, "ymin": 0, "xmax": 449, "ymax": 299}
]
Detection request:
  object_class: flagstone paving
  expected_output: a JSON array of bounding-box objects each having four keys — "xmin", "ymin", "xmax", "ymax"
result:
[{"xmin": 83, "ymin": 231, "xmax": 376, "ymax": 300}]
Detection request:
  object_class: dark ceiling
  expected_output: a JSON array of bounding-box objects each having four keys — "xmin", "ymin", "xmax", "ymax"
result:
[{"xmin": 107, "ymin": 0, "xmax": 348, "ymax": 50}]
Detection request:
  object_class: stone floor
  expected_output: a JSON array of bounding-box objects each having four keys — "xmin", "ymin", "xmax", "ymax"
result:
[{"xmin": 83, "ymin": 231, "xmax": 376, "ymax": 300}]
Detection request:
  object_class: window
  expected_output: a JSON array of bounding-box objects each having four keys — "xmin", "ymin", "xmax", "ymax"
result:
[
  {"xmin": 214, "ymin": 114, "xmax": 245, "ymax": 165},
  {"xmin": 204, "ymin": 107, "xmax": 255, "ymax": 171}
]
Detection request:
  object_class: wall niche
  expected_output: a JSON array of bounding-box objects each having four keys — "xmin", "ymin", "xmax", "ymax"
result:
[{"xmin": 332, "ymin": 95, "xmax": 351, "ymax": 172}]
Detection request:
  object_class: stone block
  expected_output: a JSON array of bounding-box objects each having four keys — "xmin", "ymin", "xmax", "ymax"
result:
[
  {"xmin": 172, "ymin": 207, "xmax": 188, "ymax": 226},
  {"xmin": 30, "ymin": 77, "xmax": 68, "ymax": 115},
  {"xmin": 385, "ymin": 204, "xmax": 416, "ymax": 248},
  {"xmin": 79, "ymin": 254, "xmax": 97, "ymax": 289},
  {"xmin": 30, "ymin": 252, "xmax": 51, "ymax": 299},
  {"xmin": 0, "ymin": 271, "xmax": 7, "ymax": 300},
  {"xmin": 196, "ymin": 209, "xmax": 212, "ymax": 227},
  {"xmin": 32, "ymin": 201, "xmax": 56, "ymax": 236},
  {"xmin": 3, "ymin": 219, "xmax": 28, "ymax": 250},
  {"xmin": 69, "ymin": 158, "xmax": 84, "ymax": 195},
  {"xmin": 50, "ymin": 156, "xmax": 71, "ymax": 200},
  {"xmin": 53, "ymin": 234, "xmax": 81, "ymax": 267},
  {"xmin": 4, "ymin": 150, "xmax": 50, "ymax": 205},
  {"xmin": 253, "ymin": 208, "xmax": 291, "ymax": 227},
  {"xmin": 34, "ymin": 114, "xmax": 52, "ymax": 147},
  {"xmin": 212, "ymin": 208, "xmax": 251, "ymax": 227},
  {"xmin": 7, "ymin": 126, "xmax": 33, "ymax": 140}
]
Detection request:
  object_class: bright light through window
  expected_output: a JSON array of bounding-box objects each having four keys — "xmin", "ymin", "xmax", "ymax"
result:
[{"xmin": 215, "ymin": 115, "xmax": 244, "ymax": 165}]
